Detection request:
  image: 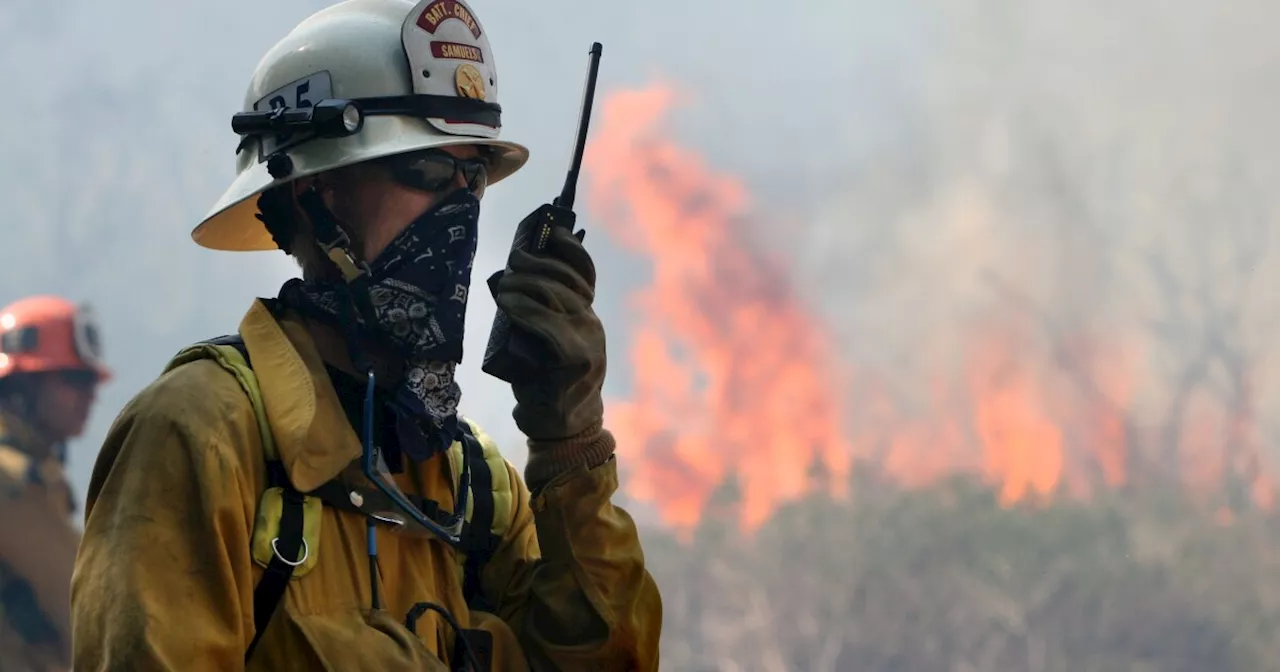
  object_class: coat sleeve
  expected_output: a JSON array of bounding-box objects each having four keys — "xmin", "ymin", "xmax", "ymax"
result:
[
  {"xmin": 71, "ymin": 366, "xmax": 260, "ymax": 671},
  {"xmin": 481, "ymin": 456, "xmax": 663, "ymax": 671}
]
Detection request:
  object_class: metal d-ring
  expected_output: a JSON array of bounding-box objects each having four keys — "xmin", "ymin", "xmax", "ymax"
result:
[{"xmin": 270, "ymin": 537, "xmax": 310, "ymax": 567}]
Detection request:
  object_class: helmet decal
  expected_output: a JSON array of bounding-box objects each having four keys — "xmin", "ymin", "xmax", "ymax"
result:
[
  {"xmin": 454, "ymin": 63, "xmax": 486, "ymax": 99},
  {"xmin": 403, "ymin": 0, "xmax": 500, "ymax": 138},
  {"xmin": 413, "ymin": 0, "xmax": 482, "ymax": 37},
  {"xmin": 431, "ymin": 41, "xmax": 484, "ymax": 63}
]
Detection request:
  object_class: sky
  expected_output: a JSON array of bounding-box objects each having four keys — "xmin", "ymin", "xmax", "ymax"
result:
[{"xmin": 3, "ymin": 0, "xmax": 1279, "ymax": 514}]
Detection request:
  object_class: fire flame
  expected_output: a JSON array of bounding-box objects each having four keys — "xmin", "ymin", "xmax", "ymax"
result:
[
  {"xmin": 583, "ymin": 84, "xmax": 853, "ymax": 531},
  {"xmin": 584, "ymin": 82, "xmax": 1274, "ymax": 533}
]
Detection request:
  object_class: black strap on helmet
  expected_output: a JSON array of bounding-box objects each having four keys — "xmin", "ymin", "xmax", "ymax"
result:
[{"xmin": 232, "ymin": 94, "xmax": 501, "ymax": 157}]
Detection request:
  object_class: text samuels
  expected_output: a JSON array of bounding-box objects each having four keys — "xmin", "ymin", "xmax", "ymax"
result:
[{"xmin": 431, "ymin": 41, "xmax": 484, "ymax": 63}]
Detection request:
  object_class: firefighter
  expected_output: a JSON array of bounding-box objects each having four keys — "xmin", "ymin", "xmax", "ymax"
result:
[
  {"xmin": 70, "ymin": 0, "xmax": 661, "ymax": 670},
  {"xmin": 0, "ymin": 295, "xmax": 109, "ymax": 671}
]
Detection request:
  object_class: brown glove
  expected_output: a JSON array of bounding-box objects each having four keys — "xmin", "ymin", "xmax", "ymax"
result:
[{"xmin": 490, "ymin": 226, "xmax": 615, "ymax": 490}]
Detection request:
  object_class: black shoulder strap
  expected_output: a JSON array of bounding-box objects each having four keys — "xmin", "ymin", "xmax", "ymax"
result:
[
  {"xmin": 457, "ymin": 422, "xmax": 501, "ymax": 612},
  {"xmin": 195, "ymin": 334, "xmax": 302, "ymax": 662},
  {"xmin": 205, "ymin": 333, "xmax": 251, "ymax": 365},
  {"xmin": 205, "ymin": 334, "xmax": 498, "ymax": 648},
  {"xmin": 245, "ymin": 477, "xmax": 304, "ymax": 662}
]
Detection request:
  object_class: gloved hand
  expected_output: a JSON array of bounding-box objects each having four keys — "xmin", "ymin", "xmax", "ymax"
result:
[{"xmin": 489, "ymin": 226, "xmax": 615, "ymax": 490}]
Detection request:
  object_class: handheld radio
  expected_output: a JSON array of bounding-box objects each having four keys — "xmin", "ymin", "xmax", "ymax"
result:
[{"xmin": 481, "ymin": 42, "xmax": 604, "ymax": 383}]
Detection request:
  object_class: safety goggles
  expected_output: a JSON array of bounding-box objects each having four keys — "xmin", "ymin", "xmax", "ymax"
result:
[
  {"xmin": 380, "ymin": 148, "xmax": 489, "ymax": 198},
  {"xmin": 0, "ymin": 324, "xmax": 37, "ymax": 355},
  {"xmin": 72, "ymin": 304, "xmax": 105, "ymax": 368}
]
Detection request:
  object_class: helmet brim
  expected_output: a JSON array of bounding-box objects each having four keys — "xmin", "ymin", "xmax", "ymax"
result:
[{"xmin": 192, "ymin": 116, "xmax": 529, "ymax": 252}]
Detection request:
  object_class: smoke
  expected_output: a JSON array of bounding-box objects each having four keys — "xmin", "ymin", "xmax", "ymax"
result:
[
  {"xmin": 795, "ymin": 1, "xmax": 1280, "ymax": 467},
  {"xmin": 729, "ymin": 2, "xmax": 1280, "ymax": 454},
  {"xmin": 1, "ymin": 0, "xmax": 1277, "ymax": 511},
  {"xmin": 886, "ymin": 3, "xmax": 1274, "ymax": 497},
  {"xmin": 583, "ymin": 0, "xmax": 1280, "ymax": 521}
]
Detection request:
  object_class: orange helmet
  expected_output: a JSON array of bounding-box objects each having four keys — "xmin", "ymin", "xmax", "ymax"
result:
[{"xmin": 0, "ymin": 295, "xmax": 110, "ymax": 382}]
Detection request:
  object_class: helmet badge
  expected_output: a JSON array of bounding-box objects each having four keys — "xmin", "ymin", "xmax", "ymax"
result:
[{"xmin": 454, "ymin": 63, "xmax": 486, "ymax": 100}]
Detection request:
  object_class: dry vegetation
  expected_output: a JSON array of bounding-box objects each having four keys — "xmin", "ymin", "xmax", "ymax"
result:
[{"xmin": 642, "ymin": 471, "xmax": 1280, "ymax": 671}]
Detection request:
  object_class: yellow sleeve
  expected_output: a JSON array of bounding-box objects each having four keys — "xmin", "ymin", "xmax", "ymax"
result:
[
  {"xmin": 71, "ymin": 362, "xmax": 261, "ymax": 671},
  {"xmin": 482, "ymin": 457, "xmax": 663, "ymax": 671}
]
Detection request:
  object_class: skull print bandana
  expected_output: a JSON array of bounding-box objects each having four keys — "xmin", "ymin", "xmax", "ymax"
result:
[{"xmin": 279, "ymin": 187, "xmax": 481, "ymax": 460}]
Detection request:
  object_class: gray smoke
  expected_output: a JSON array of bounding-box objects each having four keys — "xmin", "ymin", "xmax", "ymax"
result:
[{"xmin": 1, "ymin": 0, "xmax": 1277, "ymax": 508}]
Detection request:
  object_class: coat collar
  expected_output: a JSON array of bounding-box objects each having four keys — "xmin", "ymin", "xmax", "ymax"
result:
[{"xmin": 237, "ymin": 299, "xmax": 361, "ymax": 492}]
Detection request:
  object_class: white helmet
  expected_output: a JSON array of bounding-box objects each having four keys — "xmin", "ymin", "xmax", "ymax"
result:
[{"xmin": 193, "ymin": 0, "xmax": 530, "ymax": 252}]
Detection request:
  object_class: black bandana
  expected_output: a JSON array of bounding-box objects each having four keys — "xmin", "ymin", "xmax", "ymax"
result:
[{"xmin": 279, "ymin": 188, "xmax": 481, "ymax": 460}]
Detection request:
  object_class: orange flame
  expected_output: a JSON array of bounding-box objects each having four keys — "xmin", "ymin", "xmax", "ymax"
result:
[
  {"xmin": 968, "ymin": 329, "xmax": 1066, "ymax": 504},
  {"xmin": 584, "ymin": 83, "xmax": 853, "ymax": 531},
  {"xmin": 584, "ymin": 81, "xmax": 1274, "ymax": 534}
]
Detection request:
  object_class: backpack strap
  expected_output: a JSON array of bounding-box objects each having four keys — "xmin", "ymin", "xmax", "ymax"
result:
[
  {"xmin": 166, "ymin": 332, "xmax": 516, "ymax": 660},
  {"xmin": 457, "ymin": 423, "xmax": 500, "ymax": 612},
  {"xmin": 163, "ymin": 335, "xmax": 305, "ymax": 663},
  {"xmin": 451, "ymin": 420, "xmax": 511, "ymax": 615},
  {"xmin": 246, "ymin": 478, "xmax": 304, "ymax": 662}
]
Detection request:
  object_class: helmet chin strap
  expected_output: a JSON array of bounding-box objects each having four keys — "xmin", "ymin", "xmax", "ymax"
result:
[{"xmin": 297, "ymin": 190, "xmax": 377, "ymax": 313}]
